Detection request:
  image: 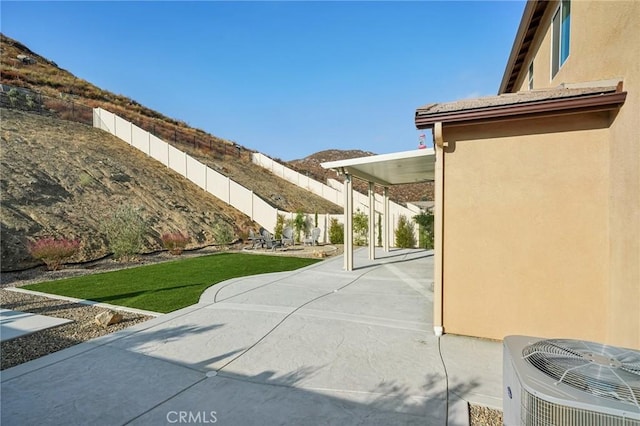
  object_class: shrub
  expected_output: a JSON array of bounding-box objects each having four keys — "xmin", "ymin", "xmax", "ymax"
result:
[
  {"xmin": 28, "ymin": 237, "xmax": 80, "ymax": 270},
  {"xmin": 353, "ymin": 209, "xmax": 368, "ymax": 246},
  {"xmin": 102, "ymin": 205, "xmax": 147, "ymax": 260},
  {"xmin": 161, "ymin": 231, "xmax": 189, "ymax": 255},
  {"xmin": 274, "ymin": 214, "xmax": 285, "ymax": 240},
  {"xmin": 328, "ymin": 218, "xmax": 344, "ymax": 244},
  {"xmin": 78, "ymin": 172, "xmax": 94, "ymax": 187},
  {"xmin": 293, "ymin": 210, "xmax": 308, "ymax": 243},
  {"xmin": 395, "ymin": 215, "xmax": 416, "ymax": 248},
  {"xmin": 212, "ymin": 220, "xmax": 233, "ymax": 244},
  {"xmin": 413, "ymin": 211, "xmax": 434, "ymax": 249}
]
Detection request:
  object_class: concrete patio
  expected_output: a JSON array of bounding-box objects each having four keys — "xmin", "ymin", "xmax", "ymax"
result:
[{"xmin": 1, "ymin": 248, "xmax": 502, "ymax": 425}]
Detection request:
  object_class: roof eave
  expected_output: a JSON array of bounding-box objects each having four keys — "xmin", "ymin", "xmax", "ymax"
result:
[
  {"xmin": 415, "ymin": 91, "xmax": 627, "ymax": 129},
  {"xmin": 498, "ymin": 0, "xmax": 547, "ymax": 94}
]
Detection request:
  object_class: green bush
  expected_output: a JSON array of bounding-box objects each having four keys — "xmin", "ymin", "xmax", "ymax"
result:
[
  {"xmin": 274, "ymin": 214, "xmax": 285, "ymax": 239},
  {"xmin": 28, "ymin": 237, "xmax": 80, "ymax": 270},
  {"xmin": 102, "ymin": 205, "xmax": 147, "ymax": 260},
  {"xmin": 413, "ymin": 211, "xmax": 434, "ymax": 249},
  {"xmin": 293, "ymin": 210, "xmax": 308, "ymax": 243},
  {"xmin": 395, "ymin": 215, "xmax": 416, "ymax": 248},
  {"xmin": 212, "ymin": 220, "xmax": 234, "ymax": 244},
  {"xmin": 353, "ymin": 208, "xmax": 368, "ymax": 246},
  {"xmin": 328, "ymin": 218, "xmax": 344, "ymax": 244}
]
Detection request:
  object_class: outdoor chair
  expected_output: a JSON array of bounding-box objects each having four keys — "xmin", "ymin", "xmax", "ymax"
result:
[
  {"xmin": 303, "ymin": 227, "xmax": 321, "ymax": 246},
  {"xmin": 261, "ymin": 230, "xmax": 283, "ymax": 251},
  {"xmin": 282, "ymin": 226, "xmax": 295, "ymax": 246},
  {"xmin": 248, "ymin": 229, "xmax": 264, "ymax": 249}
]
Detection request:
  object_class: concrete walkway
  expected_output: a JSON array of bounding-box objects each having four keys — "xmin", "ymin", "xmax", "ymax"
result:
[
  {"xmin": 1, "ymin": 248, "xmax": 502, "ymax": 425},
  {"xmin": 0, "ymin": 308, "xmax": 72, "ymax": 342}
]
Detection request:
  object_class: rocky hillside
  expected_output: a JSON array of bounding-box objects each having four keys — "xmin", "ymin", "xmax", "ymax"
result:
[
  {"xmin": 1, "ymin": 109, "xmax": 257, "ymax": 271},
  {"xmin": 0, "ymin": 34, "xmax": 342, "ymax": 215},
  {"xmin": 0, "ymin": 34, "xmax": 432, "ymax": 271}
]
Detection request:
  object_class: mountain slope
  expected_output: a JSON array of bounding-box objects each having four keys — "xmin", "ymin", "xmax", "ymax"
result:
[
  {"xmin": 0, "ymin": 34, "xmax": 432, "ymax": 271},
  {"xmin": 0, "ymin": 33, "xmax": 342, "ymax": 215}
]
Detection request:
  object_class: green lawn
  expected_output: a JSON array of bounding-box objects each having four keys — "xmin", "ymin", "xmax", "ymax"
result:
[{"xmin": 25, "ymin": 253, "xmax": 320, "ymax": 313}]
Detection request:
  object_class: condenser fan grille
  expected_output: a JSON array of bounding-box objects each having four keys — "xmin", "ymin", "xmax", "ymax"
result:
[{"xmin": 523, "ymin": 338, "xmax": 640, "ymax": 409}]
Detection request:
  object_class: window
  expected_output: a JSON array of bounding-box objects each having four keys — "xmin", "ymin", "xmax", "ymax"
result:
[
  {"xmin": 551, "ymin": 0, "xmax": 571, "ymax": 77},
  {"xmin": 528, "ymin": 61, "xmax": 534, "ymax": 90}
]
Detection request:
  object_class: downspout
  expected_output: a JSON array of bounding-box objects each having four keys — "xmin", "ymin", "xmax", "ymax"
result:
[{"xmin": 433, "ymin": 122, "xmax": 446, "ymax": 336}]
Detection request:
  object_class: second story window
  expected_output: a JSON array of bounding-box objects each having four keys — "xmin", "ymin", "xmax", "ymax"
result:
[{"xmin": 552, "ymin": 0, "xmax": 571, "ymax": 78}]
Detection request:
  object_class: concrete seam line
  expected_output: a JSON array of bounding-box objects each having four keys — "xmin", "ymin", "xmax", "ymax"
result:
[
  {"xmin": 122, "ymin": 376, "xmax": 209, "ymax": 425},
  {"xmin": 212, "ymin": 255, "xmax": 341, "ymax": 304},
  {"xmin": 214, "ymin": 265, "xmax": 381, "ymax": 373}
]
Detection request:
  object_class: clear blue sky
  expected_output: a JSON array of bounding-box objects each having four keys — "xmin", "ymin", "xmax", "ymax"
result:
[{"xmin": 1, "ymin": 1, "xmax": 525, "ymax": 161}]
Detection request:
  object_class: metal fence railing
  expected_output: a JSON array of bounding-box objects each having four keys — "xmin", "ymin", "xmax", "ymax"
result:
[
  {"xmin": 0, "ymin": 83, "xmax": 240, "ymax": 159},
  {"xmin": 0, "ymin": 84, "xmax": 93, "ymax": 125}
]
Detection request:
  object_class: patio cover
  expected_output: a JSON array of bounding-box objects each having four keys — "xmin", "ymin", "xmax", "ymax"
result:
[{"xmin": 322, "ymin": 149, "xmax": 436, "ymax": 270}]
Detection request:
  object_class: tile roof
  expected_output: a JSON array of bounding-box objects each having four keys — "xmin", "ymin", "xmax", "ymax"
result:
[
  {"xmin": 416, "ymin": 86, "xmax": 618, "ymax": 115},
  {"xmin": 414, "ymin": 83, "xmax": 626, "ymax": 129}
]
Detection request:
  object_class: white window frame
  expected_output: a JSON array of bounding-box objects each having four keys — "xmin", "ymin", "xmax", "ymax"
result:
[{"xmin": 551, "ymin": 0, "xmax": 571, "ymax": 79}]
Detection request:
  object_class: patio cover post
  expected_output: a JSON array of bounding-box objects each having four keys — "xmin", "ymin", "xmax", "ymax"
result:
[
  {"xmin": 344, "ymin": 173, "xmax": 354, "ymax": 271},
  {"xmin": 383, "ymin": 187, "xmax": 390, "ymax": 252},
  {"xmin": 368, "ymin": 182, "xmax": 375, "ymax": 260}
]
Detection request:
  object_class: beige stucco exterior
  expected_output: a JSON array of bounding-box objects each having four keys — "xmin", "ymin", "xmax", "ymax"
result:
[
  {"xmin": 431, "ymin": 1, "xmax": 639, "ymax": 348},
  {"xmin": 441, "ymin": 113, "xmax": 612, "ymax": 342}
]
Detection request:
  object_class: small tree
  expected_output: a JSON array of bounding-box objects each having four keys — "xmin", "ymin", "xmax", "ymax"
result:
[
  {"xmin": 28, "ymin": 237, "xmax": 80, "ymax": 270},
  {"xmin": 395, "ymin": 215, "xmax": 416, "ymax": 248},
  {"xmin": 413, "ymin": 211, "xmax": 434, "ymax": 249},
  {"xmin": 352, "ymin": 209, "xmax": 368, "ymax": 246},
  {"xmin": 102, "ymin": 205, "xmax": 146, "ymax": 260},
  {"xmin": 328, "ymin": 217, "xmax": 344, "ymax": 244},
  {"xmin": 293, "ymin": 210, "xmax": 307, "ymax": 243},
  {"xmin": 274, "ymin": 214, "xmax": 285, "ymax": 239}
]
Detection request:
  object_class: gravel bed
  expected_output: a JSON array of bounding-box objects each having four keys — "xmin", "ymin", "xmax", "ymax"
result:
[
  {"xmin": 0, "ymin": 289, "xmax": 153, "ymax": 370},
  {"xmin": 469, "ymin": 404, "xmax": 503, "ymax": 425}
]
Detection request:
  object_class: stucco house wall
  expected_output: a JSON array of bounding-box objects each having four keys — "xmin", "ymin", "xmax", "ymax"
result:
[
  {"xmin": 418, "ymin": 0, "xmax": 639, "ymax": 348},
  {"xmin": 441, "ymin": 112, "xmax": 612, "ymax": 342},
  {"xmin": 509, "ymin": 0, "xmax": 639, "ymax": 347}
]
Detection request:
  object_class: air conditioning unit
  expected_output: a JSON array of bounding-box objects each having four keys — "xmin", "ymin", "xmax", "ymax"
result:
[{"xmin": 503, "ymin": 335, "xmax": 640, "ymax": 426}]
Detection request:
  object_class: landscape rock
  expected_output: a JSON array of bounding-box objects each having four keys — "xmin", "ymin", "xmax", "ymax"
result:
[{"xmin": 94, "ymin": 310, "xmax": 123, "ymax": 328}]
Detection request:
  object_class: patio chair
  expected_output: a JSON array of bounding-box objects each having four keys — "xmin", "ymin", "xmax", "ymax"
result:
[
  {"xmin": 261, "ymin": 230, "xmax": 283, "ymax": 251},
  {"xmin": 303, "ymin": 227, "xmax": 321, "ymax": 246},
  {"xmin": 282, "ymin": 226, "xmax": 295, "ymax": 246},
  {"xmin": 248, "ymin": 229, "xmax": 263, "ymax": 249}
]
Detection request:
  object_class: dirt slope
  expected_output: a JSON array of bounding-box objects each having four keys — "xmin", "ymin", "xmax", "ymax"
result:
[{"xmin": 1, "ymin": 109, "xmax": 256, "ymax": 271}]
